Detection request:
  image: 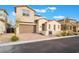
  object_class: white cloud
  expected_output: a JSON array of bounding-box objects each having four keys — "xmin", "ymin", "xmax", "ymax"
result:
[
  {"xmin": 42, "ymin": 16, "xmax": 47, "ymax": 18},
  {"xmin": 53, "ymin": 16, "xmax": 65, "ymax": 19},
  {"xmin": 34, "ymin": 9, "xmax": 47, "ymax": 13},
  {"xmin": 34, "ymin": 7, "xmax": 56, "ymax": 13},
  {"xmin": 48, "ymin": 7, "xmax": 56, "ymax": 11},
  {"xmin": 12, "ymin": 11, "xmax": 16, "ymax": 16}
]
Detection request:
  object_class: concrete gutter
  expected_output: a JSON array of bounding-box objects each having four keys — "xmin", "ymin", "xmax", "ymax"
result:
[{"xmin": 0, "ymin": 35, "xmax": 79, "ymax": 47}]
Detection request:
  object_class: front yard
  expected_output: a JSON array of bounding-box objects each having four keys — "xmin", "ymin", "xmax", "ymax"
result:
[
  {"xmin": 0, "ymin": 32, "xmax": 79, "ymax": 43},
  {"xmin": 0, "ymin": 33, "xmax": 51, "ymax": 43},
  {"xmin": 0, "ymin": 33, "xmax": 14, "ymax": 43}
]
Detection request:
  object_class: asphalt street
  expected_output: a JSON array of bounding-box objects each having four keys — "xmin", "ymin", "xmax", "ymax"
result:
[{"xmin": 0, "ymin": 36, "xmax": 79, "ymax": 53}]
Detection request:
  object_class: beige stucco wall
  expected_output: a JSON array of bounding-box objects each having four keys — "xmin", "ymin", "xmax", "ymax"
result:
[
  {"xmin": 16, "ymin": 6, "xmax": 36, "ymax": 34},
  {"xmin": 16, "ymin": 6, "xmax": 35, "ymax": 23},
  {"xmin": 0, "ymin": 21, "xmax": 6, "ymax": 34},
  {"xmin": 36, "ymin": 18, "xmax": 47, "ymax": 33},
  {"xmin": 43, "ymin": 21, "xmax": 61, "ymax": 36}
]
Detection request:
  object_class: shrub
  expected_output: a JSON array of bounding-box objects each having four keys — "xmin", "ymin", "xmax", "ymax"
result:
[
  {"xmin": 11, "ymin": 35, "xmax": 19, "ymax": 42},
  {"xmin": 60, "ymin": 31, "xmax": 70, "ymax": 36},
  {"xmin": 61, "ymin": 31, "xmax": 67, "ymax": 36}
]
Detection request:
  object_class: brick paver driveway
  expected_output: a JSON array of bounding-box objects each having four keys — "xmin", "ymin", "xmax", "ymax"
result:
[
  {"xmin": 0, "ymin": 33, "xmax": 51, "ymax": 43},
  {"xmin": 0, "ymin": 36, "xmax": 79, "ymax": 53},
  {"xmin": 17, "ymin": 33, "xmax": 50, "ymax": 41}
]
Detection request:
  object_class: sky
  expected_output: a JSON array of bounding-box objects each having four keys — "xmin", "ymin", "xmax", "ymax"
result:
[{"xmin": 0, "ymin": 5, "xmax": 79, "ymax": 25}]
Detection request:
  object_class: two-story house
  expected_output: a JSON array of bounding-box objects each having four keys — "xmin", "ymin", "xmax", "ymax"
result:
[
  {"xmin": 15, "ymin": 5, "xmax": 62, "ymax": 36},
  {"xmin": 15, "ymin": 5, "xmax": 36, "ymax": 34},
  {"xmin": 0, "ymin": 9, "xmax": 8, "ymax": 34}
]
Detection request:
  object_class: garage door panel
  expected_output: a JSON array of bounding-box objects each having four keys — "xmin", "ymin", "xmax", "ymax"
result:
[{"xmin": 19, "ymin": 24, "xmax": 34, "ymax": 33}]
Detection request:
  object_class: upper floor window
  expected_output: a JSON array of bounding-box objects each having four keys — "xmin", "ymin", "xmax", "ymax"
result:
[{"xmin": 22, "ymin": 9, "xmax": 29, "ymax": 16}]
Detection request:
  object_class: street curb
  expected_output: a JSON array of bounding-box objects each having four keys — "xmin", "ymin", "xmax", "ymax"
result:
[{"xmin": 0, "ymin": 35, "xmax": 79, "ymax": 47}]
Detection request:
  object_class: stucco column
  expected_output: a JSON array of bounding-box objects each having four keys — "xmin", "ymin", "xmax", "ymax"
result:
[{"xmin": 16, "ymin": 24, "xmax": 19, "ymax": 34}]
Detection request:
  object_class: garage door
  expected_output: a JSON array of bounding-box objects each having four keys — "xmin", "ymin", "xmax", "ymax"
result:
[{"xmin": 19, "ymin": 24, "xmax": 35, "ymax": 33}]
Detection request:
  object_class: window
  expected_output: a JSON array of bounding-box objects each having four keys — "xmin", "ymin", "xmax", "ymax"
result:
[
  {"xmin": 49, "ymin": 24, "xmax": 51, "ymax": 29},
  {"xmin": 54, "ymin": 25, "xmax": 56, "ymax": 31},
  {"xmin": 64, "ymin": 24, "xmax": 68, "ymax": 30},
  {"xmin": 22, "ymin": 9, "xmax": 29, "ymax": 16},
  {"xmin": 70, "ymin": 26, "xmax": 72, "ymax": 30},
  {"xmin": 42, "ymin": 24, "xmax": 46, "ymax": 31}
]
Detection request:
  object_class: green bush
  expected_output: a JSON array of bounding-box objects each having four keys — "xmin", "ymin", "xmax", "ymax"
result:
[
  {"xmin": 11, "ymin": 35, "xmax": 19, "ymax": 42},
  {"xmin": 61, "ymin": 31, "xmax": 70, "ymax": 36},
  {"xmin": 61, "ymin": 31, "xmax": 67, "ymax": 36},
  {"xmin": 60, "ymin": 31, "xmax": 79, "ymax": 36}
]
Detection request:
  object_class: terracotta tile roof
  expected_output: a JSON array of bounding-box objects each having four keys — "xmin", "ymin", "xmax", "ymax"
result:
[
  {"xmin": 35, "ymin": 18, "xmax": 47, "ymax": 21},
  {"xmin": 44, "ymin": 20, "xmax": 54, "ymax": 24}
]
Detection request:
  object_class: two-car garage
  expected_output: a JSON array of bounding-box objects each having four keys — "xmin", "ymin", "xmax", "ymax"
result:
[{"xmin": 19, "ymin": 24, "xmax": 36, "ymax": 33}]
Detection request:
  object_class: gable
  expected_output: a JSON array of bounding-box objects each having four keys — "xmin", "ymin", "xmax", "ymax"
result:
[{"xmin": 15, "ymin": 5, "xmax": 35, "ymax": 13}]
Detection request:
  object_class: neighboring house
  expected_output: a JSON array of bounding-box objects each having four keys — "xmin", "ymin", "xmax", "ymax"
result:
[
  {"xmin": 57, "ymin": 18, "xmax": 77, "ymax": 33},
  {"xmin": 43, "ymin": 20, "xmax": 61, "ymax": 36},
  {"xmin": 35, "ymin": 16, "xmax": 47, "ymax": 34},
  {"xmin": 35, "ymin": 15, "xmax": 61, "ymax": 36},
  {"xmin": 15, "ymin": 5, "xmax": 36, "ymax": 34},
  {"xmin": 0, "ymin": 9, "xmax": 8, "ymax": 34},
  {"xmin": 76, "ymin": 22, "xmax": 79, "ymax": 32}
]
